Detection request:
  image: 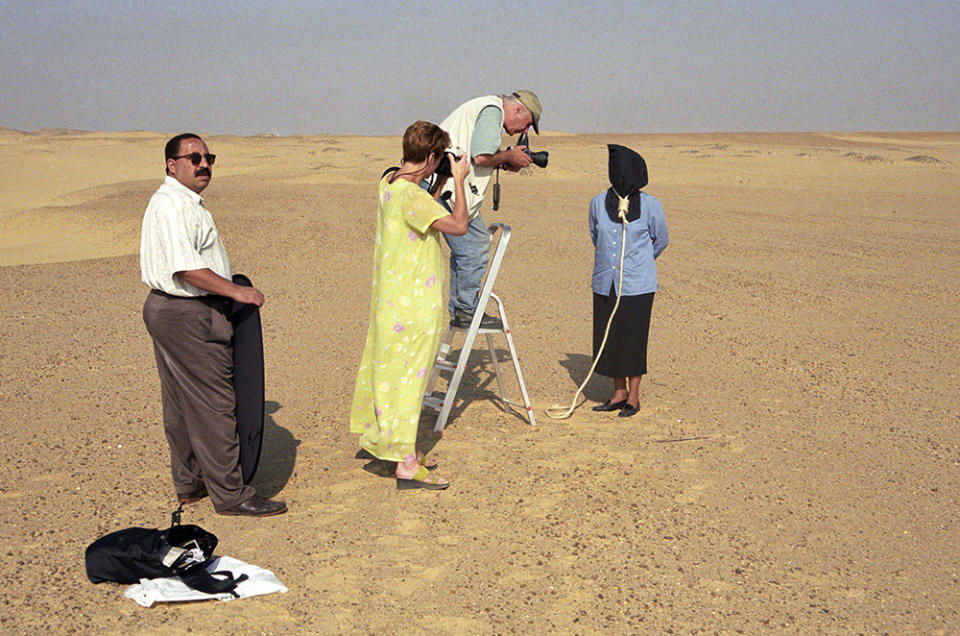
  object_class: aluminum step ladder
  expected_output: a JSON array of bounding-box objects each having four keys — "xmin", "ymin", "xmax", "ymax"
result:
[{"xmin": 424, "ymin": 223, "xmax": 537, "ymax": 432}]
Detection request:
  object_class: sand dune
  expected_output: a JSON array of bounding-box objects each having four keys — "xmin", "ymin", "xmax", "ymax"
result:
[{"xmin": 1, "ymin": 129, "xmax": 958, "ymax": 632}]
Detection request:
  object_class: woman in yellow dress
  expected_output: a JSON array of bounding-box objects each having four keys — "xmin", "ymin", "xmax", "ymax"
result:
[{"xmin": 350, "ymin": 121, "xmax": 468, "ymax": 490}]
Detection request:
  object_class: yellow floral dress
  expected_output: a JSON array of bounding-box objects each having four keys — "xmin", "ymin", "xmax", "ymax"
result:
[{"xmin": 350, "ymin": 176, "xmax": 449, "ymax": 462}]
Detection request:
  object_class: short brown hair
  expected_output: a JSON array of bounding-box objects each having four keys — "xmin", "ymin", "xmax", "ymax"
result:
[{"xmin": 402, "ymin": 121, "xmax": 450, "ymax": 163}]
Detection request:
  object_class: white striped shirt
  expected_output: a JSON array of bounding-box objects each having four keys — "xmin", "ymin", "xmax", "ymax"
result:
[{"xmin": 140, "ymin": 176, "xmax": 232, "ymax": 296}]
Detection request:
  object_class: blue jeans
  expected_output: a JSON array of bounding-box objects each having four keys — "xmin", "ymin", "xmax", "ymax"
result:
[{"xmin": 443, "ymin": 212, "xmax": 490, "ymax": 315}]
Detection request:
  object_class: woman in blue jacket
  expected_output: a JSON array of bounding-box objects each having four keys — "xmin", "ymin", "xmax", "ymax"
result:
[{"xmin": 589, "ymin": 144, "xmax": 668, "ymax": 417}]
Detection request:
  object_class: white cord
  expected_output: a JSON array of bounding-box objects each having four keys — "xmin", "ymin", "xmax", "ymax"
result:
[{"xmin": 545, "ymin": 195, "xmax": 631, "ymax": 419}]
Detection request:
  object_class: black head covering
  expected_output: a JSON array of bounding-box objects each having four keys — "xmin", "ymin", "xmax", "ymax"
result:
[{"xmin": 604, "ymin": 144, "xmax": 648, "ymax": 223}]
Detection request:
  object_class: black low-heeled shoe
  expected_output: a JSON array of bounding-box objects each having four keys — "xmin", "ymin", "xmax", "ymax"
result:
[
  {"xmin": 592, "ymin": 399, "xmax": 627, "ymax": 412},
  {"xmin": 618, "ymin": 403, "xmax": 640, "ymax": 418}
]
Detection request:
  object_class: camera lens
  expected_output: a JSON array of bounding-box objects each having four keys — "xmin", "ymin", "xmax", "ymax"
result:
[{"xmin": 529, "ymin": 151, "xmax": 548, "ymax": 168}]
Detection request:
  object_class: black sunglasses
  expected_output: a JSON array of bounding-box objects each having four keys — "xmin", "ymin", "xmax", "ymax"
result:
[{"xmin": 172, "ymin": 152, "xmax": 216, "ymax": 166}]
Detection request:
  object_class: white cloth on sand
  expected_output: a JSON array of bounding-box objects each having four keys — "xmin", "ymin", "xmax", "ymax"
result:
[{"xmin": 123, "ymin": 556, "xmax": 287, "ymax": 608}]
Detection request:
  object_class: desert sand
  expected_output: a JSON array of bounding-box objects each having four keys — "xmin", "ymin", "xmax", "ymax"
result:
[{"xmin": 1, "ymin": 127, "xmax": 958, "ymax": 633}]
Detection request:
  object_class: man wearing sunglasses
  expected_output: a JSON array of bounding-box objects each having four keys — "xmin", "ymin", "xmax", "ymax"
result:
[
  {"xmin": 140, "ymin": 133, "xmax": 286, "ymax": 517},
  {"xmin": 438, "ymin": 90, "xmax": 542, "ymax": 330}
]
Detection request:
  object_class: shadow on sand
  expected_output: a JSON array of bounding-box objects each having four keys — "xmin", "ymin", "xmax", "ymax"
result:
[
  {"xmin": 249, "ymin": 400, "xmax": 299, "ymax": 498},
  {"xmin": 417, "ymin": 345, "xmax": 537, "ymax": 432},
  {"xmin": 556, "ymin": 352, "xmax": 609, "ymax": 403}
]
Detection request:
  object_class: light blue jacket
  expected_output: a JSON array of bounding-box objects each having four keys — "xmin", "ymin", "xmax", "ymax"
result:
[{"xmin": 589, "ymin": 191, "xmax": 668, "ymax": 296}]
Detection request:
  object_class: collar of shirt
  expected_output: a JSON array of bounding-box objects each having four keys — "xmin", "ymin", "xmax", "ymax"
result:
[{"xmin": 162, "ymin": 175, "xmax": 205, "ymax": 207}]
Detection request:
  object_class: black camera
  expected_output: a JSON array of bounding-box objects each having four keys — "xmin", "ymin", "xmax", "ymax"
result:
[
  {"xmin": 434, "ymin": 151, "xmax": 462, "ymax": 178},
  {"xmin": 517, "ymin": 133, "xmax": 548, "ymax": 168}
]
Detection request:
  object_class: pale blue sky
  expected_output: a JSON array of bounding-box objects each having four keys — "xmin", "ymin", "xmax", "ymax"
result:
[{"xmin": 1, "ymin": 0, "xmax": 957, "ymax": 135}]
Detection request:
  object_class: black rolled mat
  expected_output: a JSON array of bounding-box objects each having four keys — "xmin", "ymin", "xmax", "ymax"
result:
[{"xmin": 230, "ymin": 274, "xmax": 264, "ymax": 484}]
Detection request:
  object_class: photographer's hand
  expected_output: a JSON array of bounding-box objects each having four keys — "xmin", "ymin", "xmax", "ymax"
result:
[
  {"xmin": 430, "ymin": 154, "xmax": 469, "ymax": 236},
  {"xmin": 504, "ymin": 146, "xmax": 533, "ymax": 172},
  {"xmin": 474, "ymin": 146, "xmax": 532, "ymax": 172},
  {"xmin": 450, "ymin": 152, "xmax": 470, "ymax": 182}
]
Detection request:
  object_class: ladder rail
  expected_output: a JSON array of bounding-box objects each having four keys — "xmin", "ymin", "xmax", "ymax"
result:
[{"xmin": 486, "ymin": 291, "xmax": 538, "ymax": 427}]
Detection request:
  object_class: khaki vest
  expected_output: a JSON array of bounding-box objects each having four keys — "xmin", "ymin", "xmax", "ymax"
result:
[{"xmin": 439, "ymin": 95, "xmax": 503, "ymax": 219}]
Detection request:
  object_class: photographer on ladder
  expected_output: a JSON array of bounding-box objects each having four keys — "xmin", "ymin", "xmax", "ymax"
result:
[{"xmin": 438, "ymin": 90, "xmax": 543, "ymax": 330}]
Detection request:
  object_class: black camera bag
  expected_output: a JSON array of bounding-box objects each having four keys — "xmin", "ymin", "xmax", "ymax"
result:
[{"xmin": 85, "ymin": 507, "xmax": 246, "ymax": 595}]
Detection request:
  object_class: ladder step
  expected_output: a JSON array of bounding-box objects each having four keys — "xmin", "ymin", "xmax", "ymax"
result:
[
  {"xmin": 452, "ymin": 325, "xmax": 503, "ymax": 334},
  {"xmin": 433, "ymin": 359, "xmax": 456, "ymax": 372},
  {"xmin": 422, "ymin": 396, "xmax": 445, "ymax": 411}
]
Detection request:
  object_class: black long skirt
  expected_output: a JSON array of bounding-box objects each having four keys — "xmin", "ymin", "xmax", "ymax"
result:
[{"xmin": 592, "ymin": 291, "xmax": 655, "ymax": 378}]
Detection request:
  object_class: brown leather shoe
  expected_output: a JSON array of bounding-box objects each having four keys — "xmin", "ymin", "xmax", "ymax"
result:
[
  {"xmin": 177, "ymin": 487, "xmax": 208, "ymax": 504},
  {"xmin": 217, "ymin": 494, "xmax": 287, "ymax": 517}
]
